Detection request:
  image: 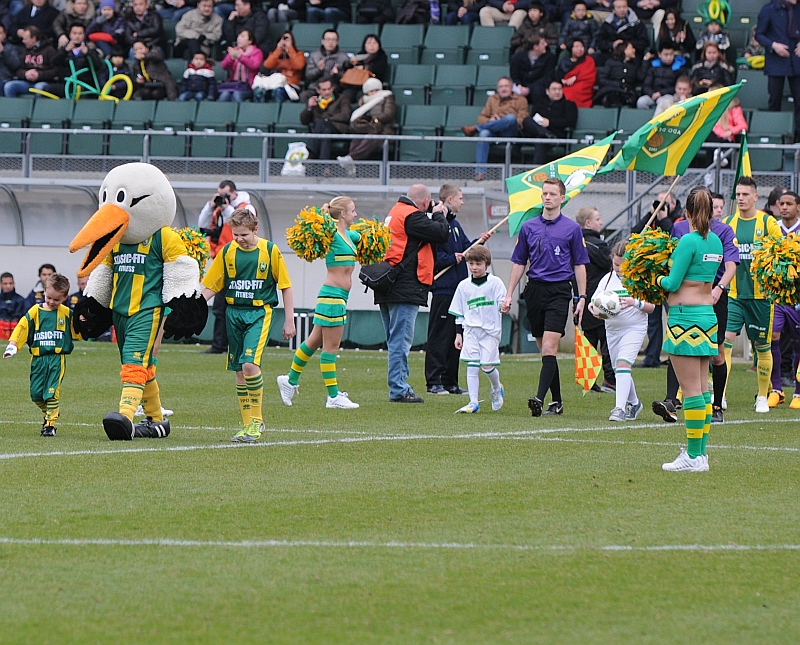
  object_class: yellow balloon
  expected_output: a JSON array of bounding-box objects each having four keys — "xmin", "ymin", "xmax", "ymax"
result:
[{"xmin": 100, "ymin": 74, "xmax": 133, "ymax": 101}]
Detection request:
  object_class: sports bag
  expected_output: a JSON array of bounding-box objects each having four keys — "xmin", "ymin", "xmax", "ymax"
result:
[{"xmin": 359, "ymin": 242, "xmax": 422, "ymax": 295}]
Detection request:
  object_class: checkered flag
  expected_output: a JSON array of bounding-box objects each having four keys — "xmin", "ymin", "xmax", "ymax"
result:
[{"xmin": 575, "ymin": 327, "xmax": 602, "ymax": 395}]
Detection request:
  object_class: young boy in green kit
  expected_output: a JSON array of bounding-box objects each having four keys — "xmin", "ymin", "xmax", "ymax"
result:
[
  {"xmin": 202, "ymin": 209, "xmax": 296, "ymax": 443},
  {"xmin": 3, "ymin": 274, "xmax": 80, "ymax": 436}
]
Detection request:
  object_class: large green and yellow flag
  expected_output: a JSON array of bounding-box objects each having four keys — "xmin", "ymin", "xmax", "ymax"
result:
[
  {"xmin": 600, "ymin": 82, "xmax": 743, "ymax": 176},
  {"xmin": 730, "ymin": 133, "xmax": 750, "ymax": 203},
  {"xmin": 506, "ymin": 132, "xmax": 616, "ymax": 236}
]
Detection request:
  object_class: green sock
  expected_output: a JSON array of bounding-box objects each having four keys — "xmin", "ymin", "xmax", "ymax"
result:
[
  {"xmin": 289, "ymin": 342, "xmax": 315, "ymax": 386},
  {"xmin": 684, "ymin": 394, "xmax": 706, "ymax": 459},
  {"xmin": 702, "ymin": 390, "xmax": 712, "ymax": 455},
  {"xmin": 320, "ymin": 351, "xmax": 338, "ymax": 397}
]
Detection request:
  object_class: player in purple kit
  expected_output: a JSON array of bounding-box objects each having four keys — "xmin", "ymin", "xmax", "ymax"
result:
[
  {"xmin": 768, "ymin": 191, "xmax": 800, "ymax": 410},
  {"xmin": 501, "ymin": 178, "xmax": 590, "ymax": 417},
  {"xmin": 653, "ymin": 193, "xmax": 739, "ymax": 424}
]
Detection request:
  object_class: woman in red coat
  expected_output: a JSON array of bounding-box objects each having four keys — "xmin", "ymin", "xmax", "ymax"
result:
[{"xmin": 559, "ymin": 38, "xmax": 596, "ymax": 108}]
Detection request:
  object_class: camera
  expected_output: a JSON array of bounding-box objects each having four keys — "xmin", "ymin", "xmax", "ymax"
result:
[
  {"xmin": 427, "ymin": 200, "xmax": 451, "ymax": 216},
  {"xmin": 213, "ymin": 193, "xmax": 231, "ymax": 208},
  {"xmin": 199, "ymin": 227, "xmax": 221, "ymax": 244}
]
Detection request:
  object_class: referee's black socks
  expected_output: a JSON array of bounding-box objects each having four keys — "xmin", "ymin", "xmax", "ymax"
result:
[{"xmin": 538, "ymin": 355, "xmax": 561, "ymax": 403}]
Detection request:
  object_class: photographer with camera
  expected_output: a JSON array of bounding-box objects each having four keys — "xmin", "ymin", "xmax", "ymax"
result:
[{"xmin": 197, "ymin": 179, "xmax": 257, "ymax": 354}]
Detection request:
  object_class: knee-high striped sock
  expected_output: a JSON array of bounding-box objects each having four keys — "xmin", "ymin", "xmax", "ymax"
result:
[
  {"xmin": 723, "ymin": 339, "xmax": 733, "ymax": 399},
  {"xmin": 45, "ymin": 398, "xmax": 59, "ymax": 426},
  {"xmin": 615, "ymin": 368, "xmax": 633, "ymax": 410},
  {"xmin": 483, "ymin": 366, "xmax": 501, "ymax": 391},
  {"xmin": 683, "ymin": 394, "xmax": 706, "ymax": 459},
  {"xmin": 237, "ymin": 382, "xmax": 251, "ymax": 426},
  {"xmin": 320, "ymin": 352, "xmax": 338, "ymax": 397},
  {"xmin": 141, "ymin": 378, "xmax": 163, "ymax": 421},
  {"xmin": 701, "ymin": 390, "xmax": 712, "ymax": 455},
  {"xmin": 245, "ymin": 373, "xmax": 263, "ymax": 422},
  {"xmin": 756, "ymin": 343, "xmax": 773, "ymax": 398},
  {"xmin": 289, "ymin": 342, "xmax": 316, "ymax": 386}
]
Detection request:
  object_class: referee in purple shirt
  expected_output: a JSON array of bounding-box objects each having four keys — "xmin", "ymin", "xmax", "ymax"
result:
[
  {"xmin": 653, "ymin": 192, "xmax": 739, "ymax": 424},
  {"xmin": 501, "ymin": 178, "xmax": 590, "ymax": 417}
]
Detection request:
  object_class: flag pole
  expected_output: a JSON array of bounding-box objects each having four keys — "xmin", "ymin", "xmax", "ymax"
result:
[
  {"xmin": 432, "ymin": 214, "xmax": 509, "ymax": 281},
  {"xmin": 643, "ymin": 174, "xmax": 682, "ymax": 230}
]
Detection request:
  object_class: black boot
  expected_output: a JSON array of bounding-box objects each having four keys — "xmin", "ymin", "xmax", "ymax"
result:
[
  {"xmin": 134, "ymin": 418, "xmax": 171, "ymax": 438},
  {"xmin": 103, "ymin": 412, "xmax": 135, "ymax": 441}
]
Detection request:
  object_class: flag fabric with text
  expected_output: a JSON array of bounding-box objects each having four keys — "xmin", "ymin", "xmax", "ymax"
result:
[
  {"xmin": 506, "ymin": 133, "xmax": 616, "ymax": 236},
  {"xmin": 575, "ymin": 327, "xmax": 602, "ymax": 394},
  {"xmin": 600, "ymin": 83, "xmax": 743, "ymax": 176}
]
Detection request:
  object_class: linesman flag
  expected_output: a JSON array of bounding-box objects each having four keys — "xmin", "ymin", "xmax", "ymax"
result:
[
  {"xmin": 506, "ymin": 133, "xmax": 616, "ymax": 236},
  {"xmin": 600, "ymin": 82, "xmax": 743, "ymax": 176},
  {"xmin": 575, "ymin": 327, "xmax": 602, "ymax": 395}
]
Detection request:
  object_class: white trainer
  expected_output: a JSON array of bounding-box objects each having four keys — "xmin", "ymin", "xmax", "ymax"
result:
[
  {"xmin": 608, "ymin": 407, "xmax": 626, "ymax": 422},
  {"xmin": 455, "ymin": 402, "xmax": 480, "ymax": 414},
  {"xmin": 326, "ymin": 392, "xmax": 359, "ymax": 409},
  {"xmin": 662, "ymin": 449, "xmax": 706, "ymax": 472},
  {"xmin": 491, "ymin": 385, "xmax": 504, "ymax": 411},
  {"xmin": 699, "ymin": 454, "xmax": 710, "ymax": 472},
  {"xmin": 135, "ymin": 404, "xmax": 173, "ymax": 417},
  {"xmin": 625, "ymin": 400, "xmax": 643, "ymax": 421},
  {"xmin": 754, "ymin": 395, "xmax": 770, "ymax": 414},
  {"xmin": 277, "ymin": 374, "xmax": 298, "ymax": 406}
]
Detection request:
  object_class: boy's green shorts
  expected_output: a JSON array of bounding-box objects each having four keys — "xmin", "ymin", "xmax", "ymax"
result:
[
  {"xmin": 30, "ymin": 353, "xmax": 66, "ymax": 402},
  {"xmin": 226, "ymin": 305, "xmax": 273, "ymax": 372}
]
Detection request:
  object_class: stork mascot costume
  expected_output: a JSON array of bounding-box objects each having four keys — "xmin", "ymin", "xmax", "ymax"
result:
[{"xmin": 70, "ymin": 163, "xmax": 207, "ymax": 440}]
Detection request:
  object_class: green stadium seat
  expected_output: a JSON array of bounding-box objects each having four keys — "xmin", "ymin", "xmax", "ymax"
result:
[
  {"xmin": 381, "ymin": 24, "xmax": 425, "ymax": 64},
  {"xmin": 572, "ymin": 107, "xmax": 618, "ymax": 141},
  {"xmin": 392, "ymin": 63, "xmax": 435, "ymax": 105},
  {"xmin": 0, "ymin": 97, "xmax": 34, "ymax": 154},
  {"xmin": 431, "ymin": 64, "xmax": 476, "ymax": 106},
  {"xmin": 165, "ymin": 57, "xmax": 186, "ymax": 85},
  {"xmin": 69, "ymin": 100, "xmax": 115, "ymax": 155},
  {"xmin": 108, "ymin": 100, "xmax": 155, "ymax": 157},
  {"xmin": 150, "ymin": 101, "xmax": 197, "ymax": 157},
  {"xmin": 473, "ymin": 65, "xmax": 510, "ymax": 104},
  {"xmin": 30, "ymin": 98, "xmax": 74, "ymax": 155},
  {"xmin": 440, "ymin": 105, "xmax": 482, "ymax": 163},
  {"xmin": 291, "ymin": 23, "xmax": 334, "ymax": 53},
  {"xmin": 337, "ymin": 23, "xmax": 377, "ymax": 53},
  {"xmin": 748, "ymin": 110, "xmax": 795, "ymax": 171},
  {"xmin": 192, "ymin": 101, "xmax": 238, "ymax": 157},
  {"xmin": 163, "ymin": 20, "xmax": 177, "ymax": 56},
  {"xmin": 272, "ymin": 101, "xmax": 307, "ymax": 159},
  {"xmin": 616, "ymin": 108, "xmax": 651, "ymax": 136},
  {"xmin": 737, "ymin": 70, "xmax": 770, "ymax": 111},
  {"xmin": 399, "ymin": 104, "xmax": 445, "ymax": 161},
  {"xmin": 269, "ymin": 21, "xmax": 290, "ymax": 45},
  {"xmin": 420, "ymin": 24, "xmax": 469, "ymax": 65},
  {"xmin": 233, "ymin": 102, "xmax": 279, "ymax": 158},
  {"xmin": 466, "ymin": 26, "xmax": 513, "ymax": 65}
]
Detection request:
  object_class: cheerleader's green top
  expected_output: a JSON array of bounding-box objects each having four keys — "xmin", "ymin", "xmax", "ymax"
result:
[{"xmin": 657, "ymin": 231, "xmax": 723, "ymax": 292}]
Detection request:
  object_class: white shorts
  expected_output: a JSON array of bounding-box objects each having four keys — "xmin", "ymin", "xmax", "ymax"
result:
[
  {"xmin": 607, "ymin": 325, "xmax": 647, "ymax": 368},
  {"xmin": 459, "ymin": 327, "xmax": 501, "ymax": 367}
]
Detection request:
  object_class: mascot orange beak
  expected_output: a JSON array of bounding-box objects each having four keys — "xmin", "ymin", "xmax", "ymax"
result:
[{"xmin": 70, "ymin": 203, "xmax": 130, "ymax": 278}]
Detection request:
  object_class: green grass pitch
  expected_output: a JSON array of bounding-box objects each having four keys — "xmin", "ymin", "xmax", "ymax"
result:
[{"xmin": 1, "ymin": 342, "xmax": 799, "ymax": 644}]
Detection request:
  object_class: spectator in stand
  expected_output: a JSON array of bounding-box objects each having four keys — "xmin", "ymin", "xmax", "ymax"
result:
[
  {"xmin": 178, "ymin": 50, "xmax": 216, "ymax": 100},
  {"xmin": 45, "ymin": 23, "xmax": 105, "ymax": 97},
  {"xmin": 0, "ymin": 24, "xmax": 22, "ymax": 95},
  {"xmin": 157, "ymin": 0, "xmax": 196, "ymax": 23},
  {"xmin": 460, "ymin": 76, "xmax": 528, "ymax": 181},
  {"xmin": 756, "ymin": 0, "xmax": 800, "ymax": 143},
  {"xmin": 123, "ymin": 0, "xmax": 165, "ymax": 52},
  {"xmin": 628, "ymin": 0, "xmax": 677, "ymax": 37},
  {"xmin": 741, "ymin": 25, "xmax": 764, "ymax": 68},
  {"xmin": 348, "ymin": 33, "xmax": 388, "ymax": 84},
  {"xmin": 306, "ymin": 0, "xmax": 350, "ymax": 23},
  {"xmin": 87, "ymin": 0, "xmax": 127, "ymax": 57},
  {"xmin": 690, "ymin": 42, "xmax": 733, "ymax": 95},
  {"xmin": 221, "ymin": 0, "xmax": 269, "ymax": 57},
  {"xmin": 595, "ymin": 0, "xmax": 649, "ymax": 65},
  {"xmin": 337, "ymin": 77, "xmax": 395, "ymax": 175},
  {"xmin": 594, "ymin": 40, "xmax": 642, "ymax": 107},
  {"xmin": 0, "ymin": 272, "xmax": 26, "ymax": 341},
  {"xmin": 559, "ymin": 37, "xmax": 596, "ymax": 107},
  {"xmin": 478, "ymin": 0, "xmax": 528, "ymax": 28},
  {"xmin": 4, "ymin": 26, "xmax": 56, "ymax": 96},
  {"xmin": 105, "ymin": 45, "xmax": 133, "ymax": 99},
  {"xmin": 521, "ymin": 78, "xmax": 578, "ymax": 164},
  {"xmin": 266, "ymin": 0, "xmax": 306, "ymax": 23},
  {"xmin": 218, "ymin": 28, "xmax": 262, "ymax": 102},
  {"xmin": 300, "ymin": 76, "xmax": 352, "ymax": 160},
  {"xmin": 12, "ymin": 0, "xmax": 59, "ymax": 44},
  {"xmin": 53, "ymin": 0, "xmax": 94, "ymax": 48},
  {"xmin": 510, "ymin": 2, "xmax": 558, "ymax": 54},
  {"xmin": 257, "ymin": 30, "xmax": 304, "ymax": 103},
  {"xmin": 444, "ymin": 0, "xmax": 483, "ymax": 25},
  {"xmin": 707, "ymin": 85, "xmax": 747, "ymax": 143},
  {"xmin": 24, "ymin": 264, "xmax": 55, "ymax": 310},
  {"xmin": 132, "ymin": 39, "xmax": 178, "ymax": 99},
  {"xmin": 0, "ymin": 6, "xmax": 10, "ymax": 33},
  {"xmin": 302, "ymin": 29, "xmax": 348, "ymax": 102},
  {"xmin": 695, "ymin": 18, "xmax": 730, "ymax": 58},
  {"xmin": 174, "ymin": 0, "xmax": 223, "ymax": 60},
  {"xmin": 636, "ymin": 43, "xmax": 683, "ymax": 112},
  {"xmin": 657, "ymin": 7, "xmax": 695, "ymax": 58},
  {"xmin": 558, "ymin": 1, "xmax": 598, "ymax": 56},
  {"xmin": 510, "ymin": 34, "xmax": 556, "ymax": 103}
]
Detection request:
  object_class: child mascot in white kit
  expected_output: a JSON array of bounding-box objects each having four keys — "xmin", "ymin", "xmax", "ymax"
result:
[
  {"xmin": 449, "ymin": 245, "xmax": 507, "ymax": 414},
  {"xmin": 589, "ymin": 240, "xmax": 656, "ymax": 421}
]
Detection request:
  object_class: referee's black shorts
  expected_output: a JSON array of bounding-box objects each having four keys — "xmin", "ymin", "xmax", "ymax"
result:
[
  {"xmin": 523, "ymin": 279, "xmax": 573, "ymax": 338},
  {"xmin": 713, "ymin": 285, "xmax": 728, "ymax": 345}
]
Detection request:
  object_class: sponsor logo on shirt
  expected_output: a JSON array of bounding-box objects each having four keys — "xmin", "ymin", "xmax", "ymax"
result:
[{"xmin": 703, "ymin": 254, "xmax": 723, "ymax": 262}]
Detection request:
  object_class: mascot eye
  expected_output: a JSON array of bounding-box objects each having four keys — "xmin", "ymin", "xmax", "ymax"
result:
[
  {"xmin": 116, "ymin": 189, "xmax": 126, "ymax": 203},
  {"xmin": 101, "ymin": 189, "xmax": 107, "ymax": 203}
]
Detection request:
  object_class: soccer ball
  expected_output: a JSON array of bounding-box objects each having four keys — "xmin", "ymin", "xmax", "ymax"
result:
[{"xmin": 592, "ymin": 290, "xmax": 621, "ymax": 319}]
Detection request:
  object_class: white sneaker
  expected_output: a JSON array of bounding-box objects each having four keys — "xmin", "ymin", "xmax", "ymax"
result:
[
  {"xmin": 608, "ymin": 407, "xmax": 626, "ymax": 422},
  {"xmin": 699, "ymin": 454, "xmax": 710, "ymax": 472},
  {"xmin": 662, "ymin": 449, "xmax": 706, "ymax": 472},
  {"xmin": 326, "ymin": 391, "xmax": 359, "ymax": 409},
  {"xmin": 754, "ymin": 395, "xmax": 770, "ymax": 414},
  {"xmin": 455, "ymin": 402, "xmax": 480, "ymax": 414},
  {"xmin": 491, "ymin": 385, "xmax": 504, "ymax": 411},
  {"xmin": 625, "ymin": 400, "xmax": 643, "ymax": 421},
  {"xmin": 134, "ymin": 405, "xmax": 173, "ymax": 418},
  {"xmin": 276, "ymin": 374, "xmax": 298, "ymax": 406}
]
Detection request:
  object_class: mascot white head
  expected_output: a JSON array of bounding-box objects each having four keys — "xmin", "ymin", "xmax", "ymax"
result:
[{"xmin": 70, "ymin": 163, "xmax": 177, "ymax": 278}]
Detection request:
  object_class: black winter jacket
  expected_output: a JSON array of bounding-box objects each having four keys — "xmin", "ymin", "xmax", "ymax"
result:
[
  {"xmin": 374, "ymin": 197, "xmax": 450, "ymax": 306},
  {"xmin": 640, "ymin": 59, "xmax": 682, "ymax": 97},
  {"xmin": 594, "ymin": 56, "xmax": 642, "ymax": 107},
  {"xmin": 509, "ymin": 48, "xmax": 556, "ymax": 101},
  {"xmin": 431, "ymin": 214, "xmax": 475, "ymax": 296},
  {"xmin": 580, "ymin": 228, "xmax": 611, "ymax": 330},
  {"xmin": 527, "ymin": 95, "xmax": 577, "ymax": 137},
  {"xmin": 596, "ymin": 9, "xmax": 649, "ymax": 55},
  {"xmin": 123, "ymin": 8, "xmax": 165, "ymax": 49},
  {"xmin": 221, "ymin": 8, "xmax": 270, "ymax": 55}
]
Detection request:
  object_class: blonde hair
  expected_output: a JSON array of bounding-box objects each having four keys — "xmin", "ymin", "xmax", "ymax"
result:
[
  {"xmin": 228, "ymin": 208, "xmax": 258, "ymax": 230},
  {"xmin": 46, "ymin": 273, "xmax": 71, "ymax": 296},
  {"xmin": 575, "ymin": 206, "xmax": 597, "ymax": 227},
  {"xmin": 320, "ymin": 196, "xmax": 353, "ymax": 220},
  {"xmin": 685, "ymin": 186, "xmax": 712, "ymax": 238}
]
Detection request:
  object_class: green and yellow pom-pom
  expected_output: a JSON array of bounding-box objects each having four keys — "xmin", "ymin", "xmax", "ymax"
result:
[
  {"xmin": 621, "ymin": 229, "xmax": 677, "ymax": 305},
  {"xmin": 174, "ymin": 226, "xmax": 210, "ymax": 278},
  {"xmin": 286, "ymin": 206, "xmax": 337, "ymax": 262},
  {"xmin": 752, "ymin": 233, "xmax": 800, "ymax": 305},
  {"xmin": 351, "ymin": 218, "xmax": 391, "ymax": 265}
]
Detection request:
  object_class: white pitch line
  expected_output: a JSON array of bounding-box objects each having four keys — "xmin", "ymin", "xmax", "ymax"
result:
[
  {"xmin": 513, "ymin": 436, "xmax": 800, "ymax": 453},
  {"xmin": 0, "ymin": 536, "xmax": 798, "ymax": 553}
]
